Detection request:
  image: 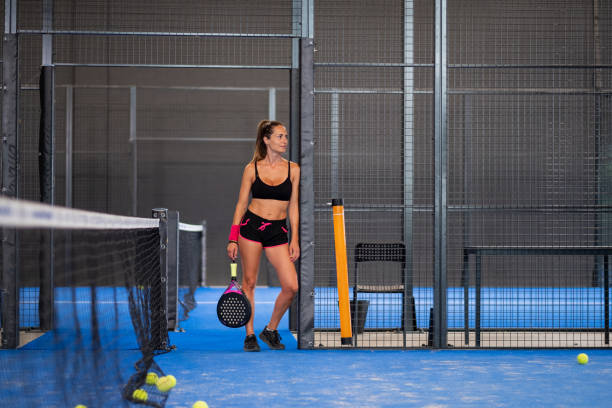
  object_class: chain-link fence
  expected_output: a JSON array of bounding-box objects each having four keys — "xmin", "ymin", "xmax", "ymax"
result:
[{"xmin": 2, "ymin": 0, "xmax": 611, "ymax": 349}]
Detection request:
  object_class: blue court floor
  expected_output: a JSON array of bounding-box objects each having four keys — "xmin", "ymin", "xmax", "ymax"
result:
[
  {"xmin": 2, "ymin": 287, "xmax": 612, "ymax": 407},
  {"xmin": 158, "ymin": 288, "xmax": 612, "ymax": 408}
]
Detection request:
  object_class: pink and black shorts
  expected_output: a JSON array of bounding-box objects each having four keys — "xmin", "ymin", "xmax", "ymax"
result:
[{"xmin": 239, "ymin": 209, "xmax": 289, "ymax": 248}]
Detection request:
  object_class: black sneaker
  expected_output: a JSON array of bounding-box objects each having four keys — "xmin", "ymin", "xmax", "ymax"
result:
[
  {"xmin": 258, "ymin": 326, "xmax": 285, "ymax": 350},
  {"xmin": 244, "ymin": 334, "xmax": 260, "ymax": 352}
]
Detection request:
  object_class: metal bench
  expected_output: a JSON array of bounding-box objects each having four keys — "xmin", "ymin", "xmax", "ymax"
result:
[{"xmin": 462, "ymin": 246, "xmax": 612, "ymax": 347}]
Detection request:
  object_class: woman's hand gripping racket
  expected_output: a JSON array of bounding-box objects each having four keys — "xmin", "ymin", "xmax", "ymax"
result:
[{"xmin": 217, "ymin": 262, "xmax": 252, "ymax": 328}]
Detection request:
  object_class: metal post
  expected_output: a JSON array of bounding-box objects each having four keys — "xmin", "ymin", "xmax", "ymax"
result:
[
  {"xmin": 268, "ymin": 87, "xmax": 277, "ymax": 120},
  {"xmin": 1, "ymin": 0, "xmax": 20, "ymax": 349},
  {"xmin": 41, "ymin": 0, "xmax": 53, "ymax": 188},
  {"xmin": 130, "ymin": 87, "xmax": 138, "ymax": 216},
  {"xmin": 42, "ymin": 0, "xmax": 52, "ymax": 66},
  {"xmin": 463, "ymin": 95, "xmax": 472, "ymax": 345},
  {"xmin": 433, "ymin": 0, "xmax": 448, "ymax": 349},
  {"xmin": 403, "ymin": 0, "xmax": 416, "ymax": 343},
  {"xmin": 65, "ymin": 86, "xmax": 73, "ymax": 207},
  {"xmin": 605, "ymin": 255, "xmax": 609, "ymax": 345},
  {"xmin": 331, "ymin": 92, "xmax": 339, "ymax": 199},
  {"xmin": 166, "ymin": 211, "xmax": 180, "ymax": 331},
  {"xmin": 152, "ymin": 208, "xmax": 169, "ymax": 350},
  {"xmin": 39, "ymin": 0, "xmax": 54, "ymax": 333},
  {"xmin": 301, "ymin": 0, "xmax": 314, "ymax": 39},
  {"xmin": 200, "ymin": 220, "xmax": 207, "ymax": 286},
  {"xmin": 475, "ymin": 253, "xmax": 481, "ymax": 347},
  {"xmin": 64, "ymin": 86, "xmax": 74, "ymax": 310},
  {"xmin": 290, "ymin": 41, "xmax": 301, "ymax": 166},
  {"xmin": 1, "ymin": 0, "xmax": 18, "ymax": 199},
  {"xmin": 288, "ymin": 29, "xmax": 301, "ymax": 332},
  {"xmin": 298, "ymin": 37, "xmax": 315, "ymax": 349},
  {"xmin": 38, "ymin": 64, "xmax": 55, "ymax": 331},
  {"xmin": 592, "ymin": 0, "xmax": 604, "ymax": 287},
  {"xmin": 293, "ymin": 0, "xmax": 315, "ymax": 348},
  {"xmin": 463, "ymin": 250, "xmax": 469, "ymax": 345}
]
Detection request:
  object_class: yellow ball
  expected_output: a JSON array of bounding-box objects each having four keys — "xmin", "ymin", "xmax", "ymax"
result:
[
  {"xmin": 193, "ymin": 401, "xmax": 209, "ymax": 408},
  {"xmin": 145, "ymin": 372, "xmax": 159, "ymax": 385},
  {"xmin": 132, "ymin": 388, "xmax": 148, "ymax": 401},
  {"xmin": 165, "ymin": 374, "xmax": 176, "ymax": 387},
  {"xmin": 74, "ymin": 405, "xmax": 87, "ymax": 408},
  {"xmin": 156, "ymin": 375, "xmax": 177, "ymax": 392},
  {"xmin": 577, "ymin": 353, "xmax": 589, "ymax": 365}
]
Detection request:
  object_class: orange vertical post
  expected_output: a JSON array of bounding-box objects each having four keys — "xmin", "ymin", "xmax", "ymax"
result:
[{"xmin": 332, "ymin": 198, "xmax": 352, "ymax": 345}]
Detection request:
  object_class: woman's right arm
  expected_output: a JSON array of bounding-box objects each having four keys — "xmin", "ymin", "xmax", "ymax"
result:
[{"xmin": 227, "ymin": 163, "xmax": 254, "ymax": 260}]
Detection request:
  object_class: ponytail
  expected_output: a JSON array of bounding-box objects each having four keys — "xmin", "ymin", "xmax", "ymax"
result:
[{"xmin": 252, "ymin": 120, "xmax": 284, "ymax": 162}]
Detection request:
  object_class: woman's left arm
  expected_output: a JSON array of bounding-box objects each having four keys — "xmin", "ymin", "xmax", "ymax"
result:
[{"xmin": 288, "ymin": 162, "xmax": 301, "ymax": 262}]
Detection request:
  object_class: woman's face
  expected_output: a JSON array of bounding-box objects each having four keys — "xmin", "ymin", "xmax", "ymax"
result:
[{"xmin": 264, "ymin": 125, "xmax": 288, "ymax": 154}]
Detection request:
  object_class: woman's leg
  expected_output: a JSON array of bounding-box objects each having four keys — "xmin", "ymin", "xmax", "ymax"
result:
[
  {"xmin": 238, "ymin": 236, "xmax": 263, "ymax": 335},
  {"xmin": 264, "ymin": 244, "xmax": 298, "ymax": 330}
]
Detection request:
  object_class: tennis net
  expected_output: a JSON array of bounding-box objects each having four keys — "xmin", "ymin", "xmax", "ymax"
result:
[{"xmin": 0, "ymin": 197, "xmax": 172, "ymax": 407}]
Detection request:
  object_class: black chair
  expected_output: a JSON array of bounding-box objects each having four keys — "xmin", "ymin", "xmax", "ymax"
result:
[{"xmin": 353, "ymin": 242, "xmax": 417, "ymax": 332}]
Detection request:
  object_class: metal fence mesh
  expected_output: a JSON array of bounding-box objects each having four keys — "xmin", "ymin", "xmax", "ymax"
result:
[
  {"xmin": 43, "ymin": 1, "xmax": 297, "ymax": 284},
  {"xmin": 446, "ymin": 0, "xmax": 612, "ymax": 348},
  {"xmin": 313, "ymin": 0, "xmax": 435, "ymax": 348},
  {"xmin": 313, "ymin": 0, "xmax": 612, "ymax": 349},
  {"xmin": 53, "ymin": 36, "xmax": 293, "ymax": 67},
  {"xmin": 52, "ymin": 0, "xmax": 298, "ymax": 34},
  {"xmin": 4, "ymin": 0, "xmax": 612, "ymax": 349}
]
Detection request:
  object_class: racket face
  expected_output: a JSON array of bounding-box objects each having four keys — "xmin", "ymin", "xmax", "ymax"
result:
[{"xmin": 217, "ymin": 291, "xmax": 252, "ymax": 328}]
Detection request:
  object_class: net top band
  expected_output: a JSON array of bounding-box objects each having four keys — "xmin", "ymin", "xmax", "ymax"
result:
[
  {"xmin": 179, "ymin": 222, "xmax": 204, "ymax": 232},
  {"xmin": 0, "ymin": 196, "xmax": 160, "ymax": 230}
]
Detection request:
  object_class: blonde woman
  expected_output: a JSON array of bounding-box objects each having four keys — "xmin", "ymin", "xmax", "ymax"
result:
[{"xmin": 227, "ymin": 120, "xmax": 300, "ymax": 352}]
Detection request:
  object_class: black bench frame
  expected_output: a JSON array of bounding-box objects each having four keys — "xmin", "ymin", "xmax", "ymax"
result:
[{"xmin": 462, "ymin": 246, "xmax": 611, "ymax": 347}]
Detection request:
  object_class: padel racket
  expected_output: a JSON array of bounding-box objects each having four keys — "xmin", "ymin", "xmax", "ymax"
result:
[{"xmin": 217, "ymin": 262, "xmax": 252, "ymax": 328}]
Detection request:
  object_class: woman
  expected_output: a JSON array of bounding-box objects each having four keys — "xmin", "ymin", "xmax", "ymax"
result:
[{"xmin": 227, "ymin": 120, "xmax": 300, "ymax": 352}]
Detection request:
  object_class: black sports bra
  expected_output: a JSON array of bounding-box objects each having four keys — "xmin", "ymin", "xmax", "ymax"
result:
[{"xmin": 251, "ymin": 160, "xmax": 292, "ymax": 201}]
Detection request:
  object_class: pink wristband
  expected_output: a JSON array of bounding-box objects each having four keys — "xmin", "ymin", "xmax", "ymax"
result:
[{"xmin": 229, "ymin": 224, "xmax": 240, "ymax": 242}]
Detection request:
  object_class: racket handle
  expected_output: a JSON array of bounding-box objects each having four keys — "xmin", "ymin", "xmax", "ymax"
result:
[{"xmin": 230, "ymin": 262, "xmax": 238, "ymax": 279}]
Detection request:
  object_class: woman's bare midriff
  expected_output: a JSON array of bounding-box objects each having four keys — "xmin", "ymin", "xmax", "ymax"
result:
[{"xmin": 248, "ymin": 198, "xmax": 289, "ymax": 221}]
